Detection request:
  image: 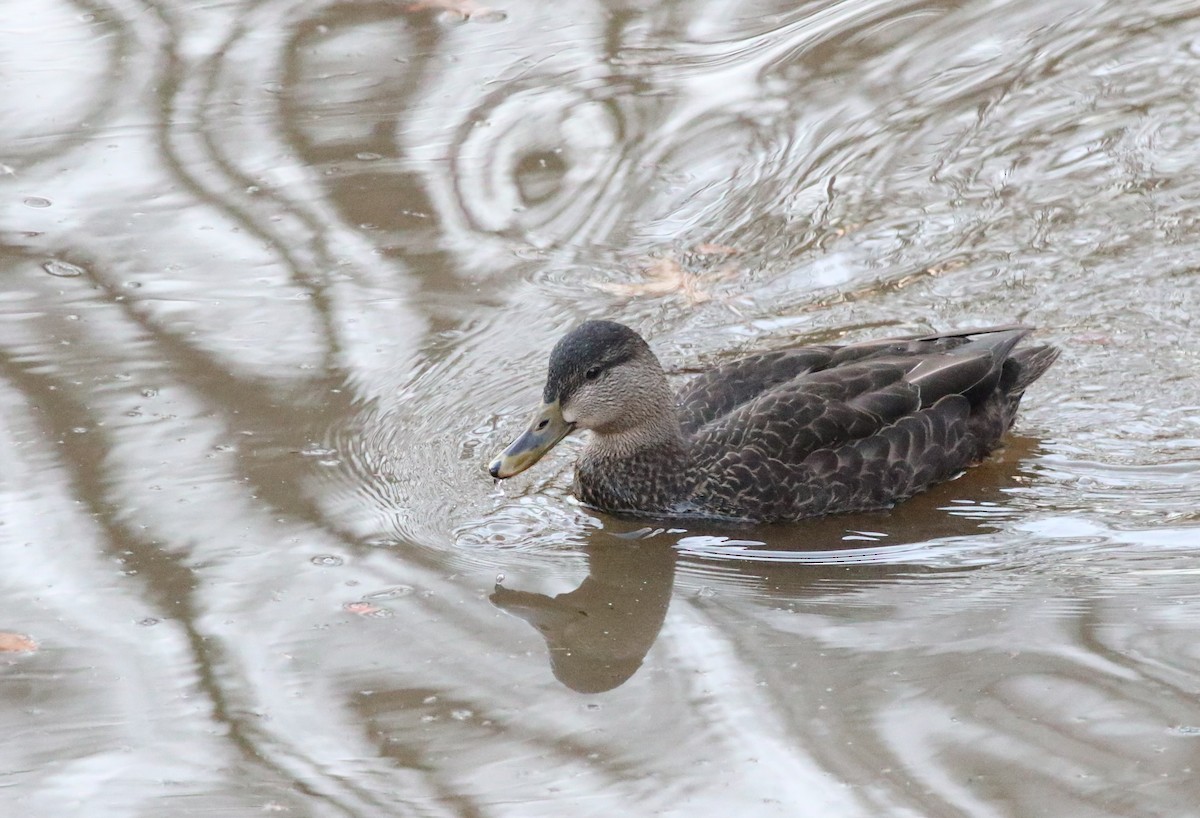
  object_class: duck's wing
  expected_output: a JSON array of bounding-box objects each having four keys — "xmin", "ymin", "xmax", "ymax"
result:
[
  {"xmin": 675, "ymin": 347, "xmax": 834, "ymax": 435},
  {"xmin": 674, "ymin": 326, "xmax": 1039, "ymax": 435},
  {"xmin": 692, "ymin": 390, "xmax": 982, "ymax": 521},
  {"xmin": 688, "ymin": 328, "xmax": 1032, "ymax": 467},
  {"xmin": 826, "ymin": 324, "xmax": 1034, "ymax": 365},
  {"xmin": 684, "ymin": 327, "xmax": 1057, "ymax": 521}
]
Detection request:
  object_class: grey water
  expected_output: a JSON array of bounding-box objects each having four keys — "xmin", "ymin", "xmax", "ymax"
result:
[{"xmin": 3, "ymin": 0, "xmax": 1200, "ymax": 815}]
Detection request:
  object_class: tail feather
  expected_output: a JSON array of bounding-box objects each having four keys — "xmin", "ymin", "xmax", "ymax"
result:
[{"xmin": 1008, "ymin": 344, "xmax": 1060, "ymax": 393}]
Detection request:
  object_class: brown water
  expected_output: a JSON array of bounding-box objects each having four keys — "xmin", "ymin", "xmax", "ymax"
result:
[{"xmin": 3, "ymin": 0, "xmax": 1200, "ymax": 814}]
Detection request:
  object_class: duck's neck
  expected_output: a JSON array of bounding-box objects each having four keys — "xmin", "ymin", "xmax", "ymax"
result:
[
  {"xmin": 576, "ymin": 412, "xmax": 688, "ymax": 515},
  {"xmin": 585, "ymin": 411, "xmax": 685, "ymax": 461}
]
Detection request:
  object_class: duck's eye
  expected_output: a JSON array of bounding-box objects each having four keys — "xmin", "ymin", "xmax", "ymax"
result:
[
  {"xmin": 536, "ymin": 418, "xmax": 549, "ymax": 431},
  {"xmin": 584, "ymin": 366, "xmax": 602, "ymax": 381}
]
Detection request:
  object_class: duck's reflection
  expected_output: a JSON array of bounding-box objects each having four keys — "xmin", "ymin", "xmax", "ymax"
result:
[
  {"xmin": 494, "ymin": 436, "xmax": 1042, "ymax": 693},
  {"xmin": 491, "ymin": 540, "xmax": 676, "ymax": 693}
]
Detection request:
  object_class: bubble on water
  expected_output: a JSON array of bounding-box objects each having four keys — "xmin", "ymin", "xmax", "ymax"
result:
[
  {"xmin": 138, "ymin": 617, "xmax": 160, "ymax": 627},
  {"xmin": 356, "ymin": 152, "xmax": 382, "ymax": 162},
  {"xmin": 141, "ymin": 388, "xmax": 158, "ymax": 398},
  {"xmin": 24, "ymin": 196, "xmax": 51, "ymax": 208},
  {"xmin": 43, "ymin": 259, "xmax": 85, "ymax": 278},
  {"xmin": 450, "ymin": 709, "xmax": 473, "ymax": 721},
  {"xmin": 311, "ymin": 554, "xmax": 344, "ymax": 567}
]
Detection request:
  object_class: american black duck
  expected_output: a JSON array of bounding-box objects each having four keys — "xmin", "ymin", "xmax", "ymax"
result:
[{"xmin": 489, "ymin": 320, "xmax": 1058, "ymax": 523}]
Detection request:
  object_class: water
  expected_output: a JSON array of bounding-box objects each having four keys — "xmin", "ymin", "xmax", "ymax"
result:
[{"xmin": 3, "ymin": 0, "xmax": 1200, "ymax": 815}]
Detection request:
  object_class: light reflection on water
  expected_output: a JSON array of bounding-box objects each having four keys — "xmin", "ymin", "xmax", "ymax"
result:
[{"xmin": 3, "ymin": 0, "xmax": 1200, "ymax": 815}]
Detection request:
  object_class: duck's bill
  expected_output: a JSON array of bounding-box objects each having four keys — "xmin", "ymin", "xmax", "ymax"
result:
[{"xmin": 489, "ymin": 401, "xmax": 575, "ymax": 479}]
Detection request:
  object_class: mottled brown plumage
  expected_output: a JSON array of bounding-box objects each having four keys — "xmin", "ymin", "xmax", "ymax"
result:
[{"xmin": 490, "ymin": 321, "xmax": 1059, "ymax": 523}]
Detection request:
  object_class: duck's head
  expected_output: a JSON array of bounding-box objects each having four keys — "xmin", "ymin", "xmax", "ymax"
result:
[{"xmin": 489, "ymin": 320, "xmax": 670, "ymax": 479}]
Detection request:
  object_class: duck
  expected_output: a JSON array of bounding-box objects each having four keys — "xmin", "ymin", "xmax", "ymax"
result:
[{"xmin": 489, "ymin": 320, "xmax": 1059, "ymax": 523}]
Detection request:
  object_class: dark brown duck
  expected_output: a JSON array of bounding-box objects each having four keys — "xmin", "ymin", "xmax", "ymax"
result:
[{"xmin": 489, "ymin": 321, "xmax": 1059, "ymax": 523}]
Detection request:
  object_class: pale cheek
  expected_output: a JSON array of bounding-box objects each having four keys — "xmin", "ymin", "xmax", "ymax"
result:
[
  {"xmin": 562, "ymin": 394, "xmax": 603, "ymax": 428},
  {"xmin": 592, "ymin": 395, "xmax": 623, "ymax": 427}
]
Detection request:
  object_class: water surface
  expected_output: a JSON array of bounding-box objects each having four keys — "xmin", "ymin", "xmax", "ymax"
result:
[{"xmin": 3, "ymin": 0, "xmax": 1200, "ymax": 815}]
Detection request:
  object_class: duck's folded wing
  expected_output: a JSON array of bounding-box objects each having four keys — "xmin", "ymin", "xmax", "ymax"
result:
[
  {"xmin": 688, "ymin": 361, "xmax": 921, "ymax": 467},
  {"xmin": 676, "ymin": 326, "xmax": 1034, "ymax": 435},
  {"xmin": 675, "ymin": 348, "xmax": 834, "ymax": 435},
  {"xmin": 681, "ymin": 327, "xmax": 1050, "ymax": 520},
  {"xmin": 690, "ymin": 328, "xmax": 1027, "ymax": 465},
  {"xmin": 694, "ymin": 393, "xmax": 978, "ymax": 521}
]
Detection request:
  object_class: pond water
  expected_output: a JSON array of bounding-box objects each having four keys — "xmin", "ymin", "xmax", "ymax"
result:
[{"xmin": 3, "ymin": 0, "xmax": 1200, "ymax": 814}]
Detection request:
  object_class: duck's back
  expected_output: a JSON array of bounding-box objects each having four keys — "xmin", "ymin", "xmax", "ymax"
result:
[{"xmin": 673, "ymin": 328, "xmax": 1058, "ymax": 521}]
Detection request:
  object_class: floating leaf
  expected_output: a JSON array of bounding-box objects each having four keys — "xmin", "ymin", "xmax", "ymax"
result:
[
  {"xmin": 344, "ymin": 602, "xmax": 391, "ymax": 618},
  {"xmin": 0, "ymin": 632, "xmax": 38, "ymax": 653}
]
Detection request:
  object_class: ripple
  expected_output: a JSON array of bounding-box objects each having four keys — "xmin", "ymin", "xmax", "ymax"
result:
[
  {"xmin": 8, "ymin": 1, "xmax": 1200, "ymax": 816},
  {"xmin": 452, "ymin": 84, "xmax": 624, "ymax": 239}
]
